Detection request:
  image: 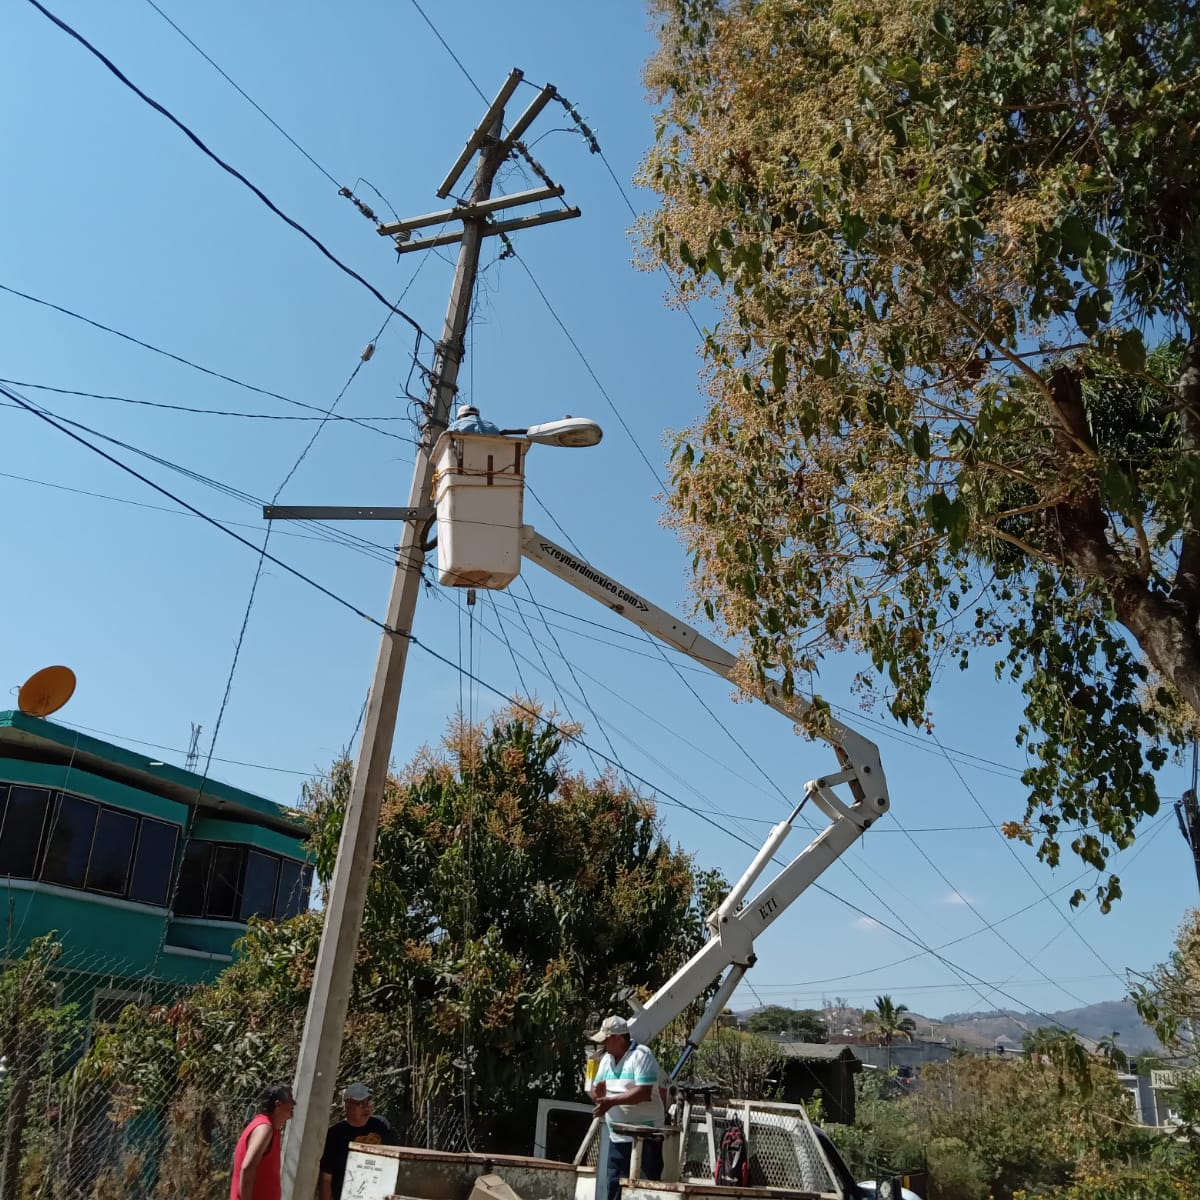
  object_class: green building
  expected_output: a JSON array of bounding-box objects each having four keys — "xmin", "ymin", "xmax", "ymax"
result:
[{"xmin": 0, "ymin": 709, "xmax": 312, "ymax": 1024}]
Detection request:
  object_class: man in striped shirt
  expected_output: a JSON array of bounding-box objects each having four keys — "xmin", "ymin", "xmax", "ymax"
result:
[{"xmin": 588, "ymin": 1016, "xmax": 665, "ymax": 1200}]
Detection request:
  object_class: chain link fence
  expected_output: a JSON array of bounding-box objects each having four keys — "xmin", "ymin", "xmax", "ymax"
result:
[{"xmin": 0, "ymin": 936, "xmax": 477, "ymax": 1199}]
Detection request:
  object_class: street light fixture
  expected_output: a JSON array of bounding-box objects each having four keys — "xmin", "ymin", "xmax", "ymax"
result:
[
  {"xmin": 514, "ymin": 416, "xmax": 603, "ymax": 448},
  {"xmin": 434, "ymin": 409, "xmax": 603, "ymax": 590},
  {"xmin": 451, "ymin": 405, "xmax": 604, "ymax": 449}
]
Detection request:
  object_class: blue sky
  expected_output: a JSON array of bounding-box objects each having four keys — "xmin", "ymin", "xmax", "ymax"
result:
[{"xmin": 1, "ymin": 0, "xmax": 1194, "ymax": 1028}]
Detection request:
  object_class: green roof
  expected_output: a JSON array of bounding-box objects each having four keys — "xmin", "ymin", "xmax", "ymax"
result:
[{"xmin": 0, "ymin": 710, "xmax": 307, "ymax": 838}]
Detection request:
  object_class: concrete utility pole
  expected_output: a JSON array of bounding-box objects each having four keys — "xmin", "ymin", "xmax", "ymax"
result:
[
  {"xmin": 1177, "ymin": 785, "xmax": 1200, "ymax": 897},
  {"xmin": 278, "ymin": 70, "xmax": 577, "ymax": 1200}
]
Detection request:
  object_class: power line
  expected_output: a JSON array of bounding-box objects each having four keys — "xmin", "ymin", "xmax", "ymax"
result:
[
  {"xmin": 448, "ymin": 569, "xmax": 1051, "ymax": 1018},
  {"xmin": 6, "ymin": 398, "xmax": 407, "ymax": 562},
  {"xmin": 511, "ymin": 251, "xmax": 669, "ymax": 492},
  {"xmin": 397, "ymin": 6, "xmax": 672, "ymax": 497},
  {"xmin": 203, "ymin": 297, "xmax": 417, "ymax": 802},
  {"xmin": 140, "ymin": 0, "xmax": 341, "ymax": 188},
  {"xmin": 2, "ymin": 383, "xmax": 394, "ymax": 631},
  {"xmin": 480, "ymin": 600, "xmax": 1050, "ymax": 831},
  {"xmin": 472, "ymin": 588, "xmax": 1029, "ymax": 780},
  {"xmin": 474, "ymin": 552, "xmax": 1141, "ymax": 1017},
  {"xmin": 0, "ymin": 378, "xmax": 413, "ymax": 426},
  {"xmin": 778, "ymin": 811, "xmax": 1174, "ymax": 993},
  {"xmin": 405, "ymin": 634, "xmax": 1098, "ymax": 1032},
  {"xmin": 986, "ymin": 812, "xmax": 1174, "ymax": 1000},
  {"xmin": 883, "ymin": 810, "xmax": 1093, "ymax": 1008},
  {"xmin": 749, "ymin": 975, "xmax": 1126, "ymax": 996},
  {"xmin": 25, "ymin": 0, "xmax": 428, "ymax": 330},
  {"xmin": 0, "ymin": 467, "xmax": 398, "ymax": 563},
  {"xmin": 52, "ymin": 718, "xmax": 322, "ymax": 780},
  {"xmin": 406, "ymin": 0, "xmax": 488, "ymax": 104},
  {"xmin": 475, "ymin": 544, "xmax": 1050, "ymax": 1008},
  {"xmin": 8, "ymin": 361, "xmax": 1097, "ymax": 1024},
  {"xmin": 928, "ymin": 729, "xmax": 1128, "ymax": 988},
  {"xmin": 0, "ymin": 282, "xmax": 420, "ymax": 444},
  {"xmin": 478, "ymin": 493, "xmax": 1101, "ymax": 1008},
  {"xmin": 29, "ymin": 0, "xmax": 1108, "ymax": 1022}
]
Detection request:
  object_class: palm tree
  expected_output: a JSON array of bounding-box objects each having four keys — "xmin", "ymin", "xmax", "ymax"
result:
[
  {"xmin": 1096, "ymin": 1031, "xmax": 1129, "ymax": 1071},
  {"xmin": 861, "ymin": 994, "xmax": 917, "ymax": 1071}
]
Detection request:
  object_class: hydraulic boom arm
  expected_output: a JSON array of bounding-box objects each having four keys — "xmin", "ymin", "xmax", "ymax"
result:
[{"xmin": 521, "ymin": 526, "xmax": 889, "ymax": 1054}]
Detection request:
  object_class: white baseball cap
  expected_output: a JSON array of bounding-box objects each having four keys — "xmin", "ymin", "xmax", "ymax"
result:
[{"xmin": 587, "ymin": 1015, "xmax": 630, "ymax": 1042}]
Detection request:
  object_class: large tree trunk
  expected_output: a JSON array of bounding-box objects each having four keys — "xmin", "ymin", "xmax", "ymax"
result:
[{"xmin": 1045, "ymin": 353, "xmax": 1200, "ymax": 718}]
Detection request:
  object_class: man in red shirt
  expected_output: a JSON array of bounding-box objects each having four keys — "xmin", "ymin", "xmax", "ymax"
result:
[{"xmin": 230, "ymin": 1082, "xmax": 296, "ymax": 1200}]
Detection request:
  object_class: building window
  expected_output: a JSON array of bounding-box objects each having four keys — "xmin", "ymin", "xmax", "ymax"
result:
[
  {"xmin": 171, "ymin": 840, "xmax": 310, "ymax": 923},
  {"xmin": 0, "ymin": 778, "xmax": 307, "ymax": 919},
  {"xmin": 240, "ymin": 850, "xmax": 280, "ymax": 922},
  {"xmin": 0, "ymin": 785, "xmax": 50, "ymax": 877},
  {"xmin": 206, "ymin": 845, "xmax": 244, "ymax": 919},
  {"xmin": 91, "ymin": 989, "xmax": 144, "ymax": 1031},
  {"xmin": 40, "ymin": 793, "xmax": 99, "ymax": 889},
  {"xmin": 275, "ymin": 857, "xmax": 313, "ymax": 920},
  {"xmin": 128, "ymin": 818, "xmax": 178, "ymax": 907},
  {"xmin": 175, "ymin": 841, "xmax": 213, "ymax": 917},
  {"xmin": 86, "ymin": 808, "xmax": 137, "ymax": 896}
]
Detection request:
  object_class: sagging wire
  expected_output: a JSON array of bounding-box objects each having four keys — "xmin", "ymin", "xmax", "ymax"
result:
[
  {"xmin": 25, "ymin": 0, "xmax": 430, "ymax": 334},
  {"xmin": 0, "ymin": 281, "xmax": 428, "ymax": 446}
]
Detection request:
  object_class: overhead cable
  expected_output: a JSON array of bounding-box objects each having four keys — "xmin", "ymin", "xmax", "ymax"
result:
[
  {"xmin": 0, "ymin": 378, "xmax": 413, "ymax": 427},
  {"xmin": 25, "ymin": 0, "xmax": 428, "ymax": 331},
  {"xmin": 407, "ymin": 634, "xmax": 1091, "ymax": 1032},
  {"xmin": 0, "ymin": 282, "xmax": 418, "ymax": 443},
  {"xmin": 470, "ymin": 580, "xmax": 1043, "ymax": 1015},
  {"xmin": 929, "ymin": 730, "xmax": 1128, "ymax": 988},
  {"xmin": 2, "ymin": 384, "xmax": 393, "ymax": 632},
  {"xmin": 141, "ymin": 0, "xmax": 341, "ymax": 188},
  {"xmin": 0, "ymin": 467, "xmax": 397, "ymax": 563}
]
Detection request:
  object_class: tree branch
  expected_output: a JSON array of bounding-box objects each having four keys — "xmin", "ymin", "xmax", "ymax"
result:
[
  {"xmin": 1045, "ymin": 364, "xmax": 1200, "ymax": 716},
  {"xmin": 1171, "ymin": 337, "xmax": 1200, "ymax": 623},
  {"xmin": 984, "ymin": 525, "xmax": 1058, "ymax": 564}
]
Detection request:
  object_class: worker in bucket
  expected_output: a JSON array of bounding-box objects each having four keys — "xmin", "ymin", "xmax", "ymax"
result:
[{"xmin": 588, "ymin": 1016, "xmax": 665, "ymax": 1200}]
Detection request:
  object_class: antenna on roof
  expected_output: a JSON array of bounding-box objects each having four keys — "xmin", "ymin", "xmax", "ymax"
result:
[
  {"xmin": 185, "ymin": 722, "xmax": 202, "ymax": 772},
  {"xmin": 17, "ymin": 665, "xmax": 76, "ymax": 718}
]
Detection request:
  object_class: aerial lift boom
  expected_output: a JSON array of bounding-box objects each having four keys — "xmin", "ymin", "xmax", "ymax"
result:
[{"xmin": 519, "ymin": 526, "xmax": 889, "ymax": 1063}]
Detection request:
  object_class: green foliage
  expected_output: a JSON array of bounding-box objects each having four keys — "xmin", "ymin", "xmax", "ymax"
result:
[
  {"xmin": 1129, "ymin": 908, "xmax": 1200, "ymax": 1169},
  {"xmin": 1130, "ymin": 909, "xmax": 1200, "ymax": 1058},
  {"xmin": 744, "ymin": 1005, "xmax": 828, "ymax": 1041},
  {"xmin": 827, "ymin": 1069, "xmax": 928, "ymax": 1188},
  {"xmin": 90, "ymin": 706, "xmax": 724, "ymax": 1165},
  {"xmin": 833, "ymin": 1049, "xmax": 1191, "ymax": 1200},
  {"xmin": 924, "ymin": 1137, "xmax": 988, "ymax": 1200},
  {"xmin": 0, "ymin": 934, "xmax": 89, "ymax": 1200},
  {"xmin": 1034, "ymin": 1158, "xmax": 1200, "ymax": 1200},
  {"xmin": 683, "ymin": 1029, "xmax": 785, "ymax": 1098},
  {"xmin": 303, "ymin": 708, "xmax": 725, "ymax": 1118},
  {"xmin": 641, "ymin": 0, "xmax": 1200, "ymax": 894}
]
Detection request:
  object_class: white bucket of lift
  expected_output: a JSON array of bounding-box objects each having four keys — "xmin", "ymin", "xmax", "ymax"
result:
[{"xmin": 433, "ymin": 429, "xmax": 530, "ymax": 588}]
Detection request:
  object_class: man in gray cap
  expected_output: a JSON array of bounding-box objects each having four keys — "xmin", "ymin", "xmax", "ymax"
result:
[
  {"xmin": 588, "ymin": 1016, "xmax": 665, "ymax": 1200},
  {"xmin": 319, "ymin": 1082, "xmax": 398, "ymax": 1200}
]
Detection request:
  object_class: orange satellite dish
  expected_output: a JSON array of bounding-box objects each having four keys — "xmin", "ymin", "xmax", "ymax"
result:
[{"xmin": 17, "ymin": 666, "xmax": 76, "ymax": 718}]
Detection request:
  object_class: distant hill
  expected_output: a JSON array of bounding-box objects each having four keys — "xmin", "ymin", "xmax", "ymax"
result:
[
  {"xmin": 735, "ymin": 999, "xmax": 1163, "ymax": 1055},
  {"xmin": 938, "ymin": 1000, "xmax": 1161, "ymax": 1054}
]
